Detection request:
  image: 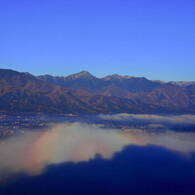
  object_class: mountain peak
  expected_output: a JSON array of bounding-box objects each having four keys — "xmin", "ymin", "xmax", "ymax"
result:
[
  {"xmin": 78, "ymin": 70, "xmax": 90, "ymax": 75},
  {"xmin": 0, "ymin": 69, "xmax": 20, "ymax": 78},
  {"xmin": 104, "ymin": 74, "xmax": 134, "ymax": 81},
  {"xmin": 70, "ymin": 70, "xmax": 95, "ymax": 79}
]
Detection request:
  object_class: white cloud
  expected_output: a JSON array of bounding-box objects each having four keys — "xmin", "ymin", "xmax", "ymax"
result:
[
  {"xmin": 99, "ymin": 113, "xmax": 195, "ymax": 125},
  {"xmin": 0, "ymin": 122, "xmax": 195, "ymax": 182}
]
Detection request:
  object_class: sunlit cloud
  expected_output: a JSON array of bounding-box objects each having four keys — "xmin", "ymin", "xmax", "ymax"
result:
[
  {"xmin": 0, "ymin": 122, "xmax": 195, "ymax": 182},
  {"xmin": 0, "ymin": 123, "xmax": 130, "ymax": 177}
]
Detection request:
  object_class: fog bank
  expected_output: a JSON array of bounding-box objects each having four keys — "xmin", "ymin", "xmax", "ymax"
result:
[
  {"xmin": 99, "ymin": 114, "xmax": 195, "ymax": 125},
  {"xmin": 0, "ymin": 122, "xmax": 195, "ymax": 181}
]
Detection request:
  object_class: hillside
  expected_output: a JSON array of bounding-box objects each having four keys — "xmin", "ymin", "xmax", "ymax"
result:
[
  {"xmin": 0, "ymin": 69, "xmax": 194, "ymax": 113},
  {"xmin": 37, "ymin": 71, "xmax": 195, "ymax": 113},
  {"xmin": 0, "ymin": 69, "xmax": 157, "ymax": 114}
]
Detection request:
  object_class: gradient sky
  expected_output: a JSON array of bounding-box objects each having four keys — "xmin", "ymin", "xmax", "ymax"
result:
[{"xmin": 0, "ymin": 0, "xmax": 195, "ymax": 81}]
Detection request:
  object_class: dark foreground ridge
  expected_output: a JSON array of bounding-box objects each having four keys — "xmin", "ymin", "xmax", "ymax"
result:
[{"xmin": 0, "ymin": 69, "xmax": 194, "ymax": 114}]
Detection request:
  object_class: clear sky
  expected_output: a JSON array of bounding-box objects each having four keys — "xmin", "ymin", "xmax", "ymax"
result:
[{"xmin": 0, "ymin": 0, "xmax": 195, "ymax": 81}]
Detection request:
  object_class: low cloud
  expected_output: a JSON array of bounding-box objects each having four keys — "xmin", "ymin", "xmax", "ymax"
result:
[
  {"xmin": 0, "ymin": 122, "xmax": 195, "ymax": 182},
  {"xmin": 99, "ymin": 113, "xmax": 195, "ymax": 125},
  {"xmin": 0, "ymin": 123, "xmax": 129, "ymax": 178}
]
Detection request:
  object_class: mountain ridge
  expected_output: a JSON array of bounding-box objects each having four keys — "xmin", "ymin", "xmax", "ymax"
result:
[
  {"xmin": 0, "ymin": 69, "xmax": 194, "ymax": 114},
  {"xmin": 0, "ymin": 69, "xmax": 160, "ymax": 114}
]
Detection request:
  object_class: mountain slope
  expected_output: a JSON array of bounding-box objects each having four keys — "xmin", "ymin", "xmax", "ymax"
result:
[
  {"xmin": 127, "ymin": 83, "xmax": 194, "ymax": 112},
  {"xmin": 37, "ymin": 71, "xmax": 195, "ymax": 113},
  {"xmin": 37, "ymin": 72, "xmax": 162, "ymax": 95},
  {"xmin": 37, "ymin": 71, "xmax": 108, "ymax": 93},
  {"xmin": 169, "ymin": 81, "xmax": 195, "ymax": 87},
  {"xmin": 0, "ymin": 69, "xmax": 194, "ymax": 114},
  {"xmin": 102, "ymin": 74, "xmax": 162, "ymax": 93},
  {"xmin": 0, "ymin": 69, "xmax": 157, "ymax": 113},
  {"xmin": 0, "ymin": 69, "xmax": 96, "ymax": 113}
]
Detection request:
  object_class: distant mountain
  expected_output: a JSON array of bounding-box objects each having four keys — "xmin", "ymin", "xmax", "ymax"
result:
[
  {"xmin": 0, "ymin": 69, "xmax": 194, "ymax": 114},
  {"xmin": 128, "ymin": 83, "xmax": 195, "ymax": 112},
  {"xmin": 0, "ymin": 69, "xmax": 92, "ymax": 113},
  {"xmin": 102, "ymin": 74, "xmax": 162, "ymax": 93},
  {"xmin": 37, "ymin": 71, "xmax": 107, "ymax": 93},
  {"xmin": 169, "ymin": 81, "xmax": 195, "ymax": 87},
  {"xmin": 0, "ymin": 69, "xmax": 158, "ymax": 114},
  {"xmin": 37, "ymin": 71, "xmax": 195, "ymax": 113},
  {"xmin": 37, "ymin": 71, "xmax": 163, "ymax": 95}
]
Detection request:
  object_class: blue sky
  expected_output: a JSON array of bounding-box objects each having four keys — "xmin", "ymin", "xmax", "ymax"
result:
[{"xmin": 0, "ymin": 0, "xmax": 195, "ymax": 81}]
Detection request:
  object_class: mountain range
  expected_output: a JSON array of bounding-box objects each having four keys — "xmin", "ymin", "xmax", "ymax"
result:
[{"xmin": 0, "ymin": 69, "xmax": 194, "ymax": 114}]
